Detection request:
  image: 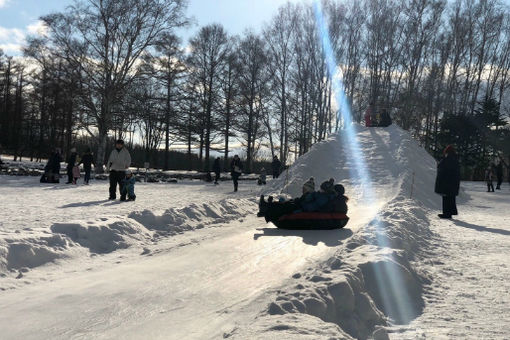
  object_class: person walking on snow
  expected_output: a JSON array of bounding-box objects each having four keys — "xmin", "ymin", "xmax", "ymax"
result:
[
  {"xmin": 78, "ymin": 148, "xmax": 95, "ymax": 185},
  {"xmin": 272, "ymin": 156, "xmax": 282, "ymax": 179},
  {"xmin": 230, "ymin": 155, "xmax": 243, "ymax": 192},
  {"xmin": 66, "ymin": 148, "xmax": 78, "ymax": 184},
  {"xmin": 435, "ymin": 145, "xmax": 460, "ymax": 219},
  {"xmin": 213, "ymin": 157, "xmax": 221, "ymax": 184},
  {"xmin": 485, "ymin": 165, "xmax": 495, "ymax": 192},
  {"xmin": 496, "ymin": 159, "xmax": 503, "ymax": 190},
  {"xmin": 107, "ymin": 139, "xmax": 131, "ymax": 200}
]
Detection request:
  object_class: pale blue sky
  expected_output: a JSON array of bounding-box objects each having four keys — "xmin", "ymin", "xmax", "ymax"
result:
[{"xmin": 0, "ymin": 0, "xmax": 304, "ymax": 55}]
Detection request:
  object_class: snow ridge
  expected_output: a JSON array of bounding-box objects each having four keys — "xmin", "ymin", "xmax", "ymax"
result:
[
  {"xmin": 235, "ymin": 125, "xmax": 440, "ymax": 339},
  {"xmin": 0, "ymin": 197, "xmax": 256, "ymax": 277}
]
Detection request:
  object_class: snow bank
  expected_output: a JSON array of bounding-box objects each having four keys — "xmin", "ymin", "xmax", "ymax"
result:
[
  {"xmin": 0, "ymin": 197, "xmax": 256, "ymax": 277},
  {"xmin": 237, "ymin": 125, "xmax": 440, "ymax": 339},
  {"xmin": 128, "ymin": 198, "xmax": 254, "ymax": 234},
  {"xmin": 0, "ymin": 234, "xmax": 67, "ymax": 271}
]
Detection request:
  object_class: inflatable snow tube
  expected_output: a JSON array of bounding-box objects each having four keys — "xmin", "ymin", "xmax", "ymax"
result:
[{"xmin": 272, "ymin": 212, "xmax": 349, "ymax": 230}]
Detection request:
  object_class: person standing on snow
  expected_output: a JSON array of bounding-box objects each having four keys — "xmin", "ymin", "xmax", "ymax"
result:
[
  {"xmin": 78, "ymin": 148, "xmax": 95, "ymax": 185},
  {"xmin": 42, "ymin": 148, "xmax": 62, "ymax": 183},
  {"xmin": 496, "ymin": 159, "xmax": 504, "ymax": 190},
  {"xmin": 380, "ymin": 109, "xmax": 392, "ymax": 127},
  {"xmin": 485, "ymin": 165, "xmax": 495, "ymax": 192},
  {"xmin": 121, "ymin": 170, "xmax": 136, "ymax": 201},
  {"xmin": 66, "ymin": 148, "xmax": 78, "ymax": 184},
  {"xmin": 364, "ymin": 102, "xmax": 374, "ymax": 127},
  {"xmin": 258, "ymin": 167, "xmax": 267, "ymax": 185},
  {"xmin": 107, "ymin": 139, "xmax": 131, "ymax": 200},
  {"xmin": 271, "ymin": 156, "xmax": 282, "ymax": 179},
  {"xmin": 213, "ymin": 157, "xmax": 221, "ymax": 184},
  {"xmin": 230, "ymin": 155, "xmax": 243, "ymax": 192},
  {"xmin": 435, "ymin": 145, "xmax": 461, "ymax": 219}
]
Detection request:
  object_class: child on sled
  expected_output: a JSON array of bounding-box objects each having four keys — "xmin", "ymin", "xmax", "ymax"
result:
[{"xmin": 258, "ymin": 178, "xmax": 348, "ymax": 223}]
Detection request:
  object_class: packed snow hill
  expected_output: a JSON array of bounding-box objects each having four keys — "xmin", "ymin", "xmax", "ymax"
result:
[{"xmin": 1, "ymin": 124, "xmax": 509, "ymax": 339}]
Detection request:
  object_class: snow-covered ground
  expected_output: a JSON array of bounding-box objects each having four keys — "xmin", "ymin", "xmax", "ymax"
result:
[
  {"xmin": 1, "ymin": 125, "xmax": 509, "ymax": 339},
  {"xmin": 392, "ymin": 182, "xmax": 510, "ymax": 339}
]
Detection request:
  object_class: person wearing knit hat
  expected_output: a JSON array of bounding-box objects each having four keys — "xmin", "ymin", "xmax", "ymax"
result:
[
  {"xmin": 302, "ymin": 177, "xmax": 315, "ymax": 195},
  {"xmin": 320, "ymin": 178, "xmax": 335, "ymax": 194},
  {"xmin": 435, "ymin": 144, "xmax": 460, "ymax": 219}
]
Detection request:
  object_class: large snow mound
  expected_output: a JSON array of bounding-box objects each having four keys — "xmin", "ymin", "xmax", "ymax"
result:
[{"xmin": 237, "ymin": 125, "xmax": 444, "ymax": 339}]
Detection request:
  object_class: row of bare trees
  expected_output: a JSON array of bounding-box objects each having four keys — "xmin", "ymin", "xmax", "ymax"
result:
[{"xmin": 1, "ymin": 0, "xmax": 509, "ymax": 175}]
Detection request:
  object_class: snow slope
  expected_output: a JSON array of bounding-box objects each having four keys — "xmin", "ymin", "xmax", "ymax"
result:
[{"xmin": 2, "ymin": 124, "xmax": 505, "ymax": 339}]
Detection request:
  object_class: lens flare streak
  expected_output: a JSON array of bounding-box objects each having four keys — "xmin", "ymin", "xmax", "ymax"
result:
[{"xmin": 312, "ymin": 0, "xmax": 416, "ymax": 324}]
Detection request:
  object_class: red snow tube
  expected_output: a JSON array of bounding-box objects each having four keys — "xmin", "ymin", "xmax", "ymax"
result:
[{"xmin": 272, "ymin": 212, "xmax": 349, "ymax": 230}]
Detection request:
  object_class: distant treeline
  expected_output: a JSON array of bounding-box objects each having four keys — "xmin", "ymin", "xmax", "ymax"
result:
[{"xmin": 0, "ymin": 0, "xmax": 509, "ymax": 178}]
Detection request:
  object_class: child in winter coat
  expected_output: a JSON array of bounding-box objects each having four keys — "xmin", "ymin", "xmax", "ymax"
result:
[
  {"xmin": 324, "ymin": 184, "xmax": 349, "ymax": 213},
  {"xmin": 485, "ymin": 166, "xmax": 495, "ymax": 192},
  {"xmin": 72, "ymin": 163, "xmax": 81, "ymax": 184},
  {"xmin": 299, "ymin": 178, "xmax": 336, "ymax": 212},
  {"xmin": 121, "ymin": 170, "xmax": 136, "ymax": 201},
  {"xmin": 258, "ymin": 167, "xmax": 267, "ymax": 185},
  {"xmin": 302, "ymin": 177, "xmax": 315, "ymax": 195}
]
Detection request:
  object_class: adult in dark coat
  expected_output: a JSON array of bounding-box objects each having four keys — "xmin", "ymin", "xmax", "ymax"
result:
[
  {"xmin": 230, "ymin": 155, "xmax": 243, "ymax": 192},
  {"xmin": 66, "ymin": 148, "xmax": 78, "ymax": 184},
  {"xmin": 434, "ymin": 145, "xmax": 460, "ymax": 219},
  {"xmin": 496, "ymin": 160, "xmax": 503, "ymax": 190},
  {"xmin": 272, "ymin": 156, "xmax": 282, "ymax": 179},
  {"xmin": 42, "ymin": 148, "xmax": 62, "ymax": 183},
  {"xmin": 380, "ymin": 109, "xmax": 392, "ymax": 127},
  {"xmin": 78, "ymin": 148, "xmax": 95, "ymax": 185},
  {"xmin": 213, "ymin": 157, "xmax": 221, "ymax": 184}
]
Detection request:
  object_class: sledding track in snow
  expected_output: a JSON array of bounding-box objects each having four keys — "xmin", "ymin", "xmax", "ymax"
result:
[{"xmin": 0, "ymin": 125, "xmax": 438, "ymax": 339}]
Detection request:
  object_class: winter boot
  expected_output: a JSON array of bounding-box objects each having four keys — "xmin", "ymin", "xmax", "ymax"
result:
[{"xmin": 258, "ymin": 195, "xmax": 268, "ymax": 217}]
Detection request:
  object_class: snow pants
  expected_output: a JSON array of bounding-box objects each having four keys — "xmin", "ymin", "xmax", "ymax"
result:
[
  {"xmin": 109, "ymin": 170, "xmax": 125, "ymax": 199},
  {"xmin": 487, "ymin": 181, "xmax": 495, "ymax": 192},
  {"xmin": 442, "ymin": 195, "xmax": 458, "ymax": 217},
  {"xmin": 66, "ymin": 166, "xmax": 73, "ymax": 184},
  {"xmin": 232, "ymin": 173, "xmax": 240, "ymax": 191},
  {"xmin": 84, "ymin": 168, "xmax": 91, "ymax": 184},
  {"xmin": 265, "ymin": 201, "xmax": 300, "ymax": 223},
  {"xmin": 215, "ymin": 171, "xmax": 220, "ymax": 184},
  {"xmin": 496, "ymin": 175, "xmax": 503, "ymax": 189},
  {"xmin": 121, "ymin": 183, "xmax": 135, "ymax": 199}
]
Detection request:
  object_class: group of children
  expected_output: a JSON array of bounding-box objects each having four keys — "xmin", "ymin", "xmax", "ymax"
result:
[{"xmin": 257, "ymin": 177, "xmax": 349, "ymax": 223}]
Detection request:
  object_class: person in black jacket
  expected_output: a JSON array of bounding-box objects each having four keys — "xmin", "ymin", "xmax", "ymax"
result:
[
  {"xmin": 230, "ymin": 155, "xmax": 243, "ymax": 192},
  {"xmin": 42, "ymin": 148, "xmax": 62, "ymax": 183},
  {"xmin": 379, "ymin": 109, "xmax": 392, "ymax": 127},
  {"xmin": 434, "ymin": 145, "xmax": 460, "ymax": 219},
  {"xmin": 496, "ymin": 159, "xmax": 503, "ymax": 190},
  {"xmin": 271, "ymin": 156, "xmax": 282, "ymax": 179},
  {"xmin": 213, "ymin": 157, "xmax": 221, "ymax": 184},
  {"xmin": 66, "ymin": 148, "xmax": 78, "ymax": 184},
  {"xmin": 79, "ymin": 148, "xmax": 95, "ymax": 185}
]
